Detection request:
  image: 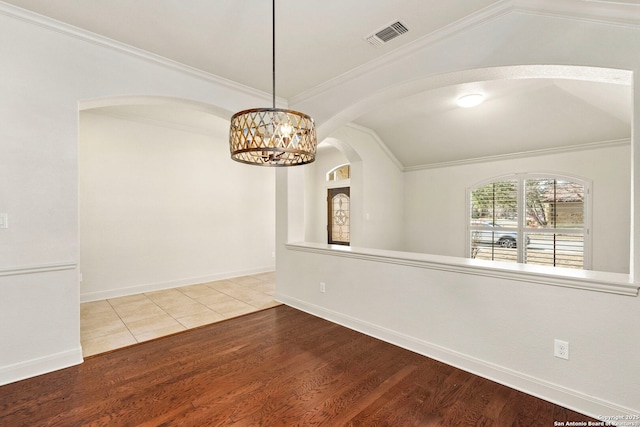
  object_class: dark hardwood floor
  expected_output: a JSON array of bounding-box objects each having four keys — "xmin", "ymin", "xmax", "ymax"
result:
[{"xmin": 0, "ymin": 305, "xmax": 595, "ymax": 426}]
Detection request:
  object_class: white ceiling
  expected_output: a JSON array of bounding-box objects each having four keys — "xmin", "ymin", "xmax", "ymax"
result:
[
  {"xmin": 354, "ymin": 78, "xmax": 631, "ymax": 167},
  {"xmin": 3, "ymin": 0, "xmax": 501, "ymax": 97},
  {"xmin": 3, "ymin": 0, "xmax": 635, "ymax": 168}
]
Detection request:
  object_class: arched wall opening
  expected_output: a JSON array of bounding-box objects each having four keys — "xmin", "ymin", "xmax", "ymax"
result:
[
  {"xmin": 78, "ymin": 95, "xmax": 236, "ymax": 121},
  {"xmin": 276, "ymin": 64, "xmax": 639, "ymax": 419},
  {"xmin": 78, "ymin": 96, "xmax": 276, "ymax": 302},
  {"xmin": 0, "ymin": 5, "xmax": 280, "ymax": 386},
  {"xmin": 303, "ymin": 138, "xmax": 363, "ymax": 246},
  {"xmin": 316, "ymin": 65, "xmax": 631, "ymax": 141},
  {"xmin": 296, "ymin": 65, "xmax": 633, "ymax": 275}
]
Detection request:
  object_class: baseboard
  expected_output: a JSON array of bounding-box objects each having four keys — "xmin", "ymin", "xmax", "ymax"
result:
[
  {"xmin": 277, "ymin": 295, "xmax": 639, "ymax": 420},
  {"xmin": 0, "ymin": 347, "xmax": 83, "ymax": 386},
  {"xmin": 80, "ymin": 266, "xmax": 275, "ymax": 302}
]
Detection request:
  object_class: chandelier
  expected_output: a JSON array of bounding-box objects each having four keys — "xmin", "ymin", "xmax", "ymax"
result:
[{"xmin": 229, "ymin": 0, "xmax": 317, "ymax": 167}]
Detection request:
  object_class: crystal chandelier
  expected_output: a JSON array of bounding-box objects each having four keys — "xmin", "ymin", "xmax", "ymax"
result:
[{"xmin": 229, "ymin": 0, "xmax": 317, "ymax": 167}]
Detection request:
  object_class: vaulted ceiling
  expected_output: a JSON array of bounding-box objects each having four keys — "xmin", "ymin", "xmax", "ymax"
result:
[{"xmin": 3, "ymin": 0, "xmax": 636, "ymax": 168}]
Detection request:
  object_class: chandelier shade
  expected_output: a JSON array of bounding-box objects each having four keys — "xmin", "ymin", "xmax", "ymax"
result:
[
  {"xmin": 229, "ymin": 108, "xmax": 316, "ymax": 166},
  {"xmin": 228, "ymin": 0, "xmax": 317, "ymax": 167}
]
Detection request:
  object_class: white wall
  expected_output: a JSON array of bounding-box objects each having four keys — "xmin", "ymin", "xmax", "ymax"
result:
[
  {"xmin": 2, "ymin": 0, "xmax": 640, "ymax": 419},
  {"xmin": 306, "ymin": 132, "xmax": 631, "ymax": 274},
  {"xmin": 279, "ymin": 139, "xmax": 638, "ymax": 415},
  {"xmin": 305, "ymin": 145, "xmax": 349, "ymax": 244},
  {"xmin": 305, "ymin": 125, "xmax": 405, "ymax": 250},
  {"xmin": 0, "ymin": 5, "xmax": 269, "ymax": 385},
  {"xmin": 278, "ymin": 6, "xmax": 640, "ymax": 419},
  {"xmin": 79, "ymin": 111, "xmax": 274, "ymax": 301},
  {"xmin": 277, "ymin": 245, "xmax": 640, "ymax": 418},
  {"xmin": 404, "ymin": 143, "xmax": 630, "ymax": 274}
]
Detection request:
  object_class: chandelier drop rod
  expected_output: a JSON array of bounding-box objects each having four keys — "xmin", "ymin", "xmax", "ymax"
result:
[
  {"xmin": 228, "ymin": 0, "xmax": 317, "ymax": 166},
  {"xmin": 272, "ymin": 0, "xmax": 276, "ymax": 110}
]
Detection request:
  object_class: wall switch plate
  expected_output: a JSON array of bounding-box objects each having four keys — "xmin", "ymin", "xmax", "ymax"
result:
[
  {"xmin": 0, "ymin": 213, "xmax": 7, "ymax": 229},
  {"xmin": 320, "ymin": 282, "xmax": 326, "ymax": 293},
  {"xmin": 554, "ymin": 339, "xmax": 569, "ymax": 360}
]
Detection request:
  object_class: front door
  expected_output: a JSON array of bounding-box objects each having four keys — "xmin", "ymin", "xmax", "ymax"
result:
[{"xmin": 328, "ymin": 187, "xmax": 350, "ymax": 245}]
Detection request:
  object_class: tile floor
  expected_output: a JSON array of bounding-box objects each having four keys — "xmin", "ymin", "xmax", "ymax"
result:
[{"xmin": 80, "ymin": 272, "xmax": 279, "ymax": 357}]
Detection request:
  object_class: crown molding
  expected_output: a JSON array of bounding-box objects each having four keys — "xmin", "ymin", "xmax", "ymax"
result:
[
  {"xmin": 333, "ymin": 126, "xmax": 630, "ymax": 174},
  {"xmin": 404, "ymin": 138, "xmax": 631, "ymax": 171},
  {"xmin": 290, "ymin": 0, "xmax": 640, "ymax": 107},
  {"xmin": 341, "ymin": 123, "xmax": 404, "ymax": 171},
  {"xmin": 0, "ymin": 1, "xmax": 279, "ymax": 106},
  {"xmin": 1, "ymin": 0, "xmax": 636, "ymax": 111},
  {"xmin": 512, "ymin": 0, "xmax": 640, "ymax": 28},
  {"xmin": 289, "ymin": 0, "xmax": 514, "ymax": 107}
]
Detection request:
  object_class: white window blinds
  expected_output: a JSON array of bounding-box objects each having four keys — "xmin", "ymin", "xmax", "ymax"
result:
[{"xmin": 469, "ymin": 176, "xmax": 587, "ymax": 269}]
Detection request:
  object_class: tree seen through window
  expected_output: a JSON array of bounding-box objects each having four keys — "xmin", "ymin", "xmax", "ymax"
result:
[{"xmin": 469, "ymin": 176, "xmax": 587, "ymax": 269}]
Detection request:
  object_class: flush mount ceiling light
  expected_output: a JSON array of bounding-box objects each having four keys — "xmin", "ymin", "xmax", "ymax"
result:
[
  {"xmin": 229, "ymin": 0, "xmax": 317, "ymax": 167},
  {"xmin": 456, "ymin": 93, "xmax": 485, "ymax": 108}
]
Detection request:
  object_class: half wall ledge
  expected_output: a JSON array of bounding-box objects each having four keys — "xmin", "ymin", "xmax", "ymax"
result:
[{"xmin": 285, "ymin": 242, "xmax": 639, "ymax": 297}]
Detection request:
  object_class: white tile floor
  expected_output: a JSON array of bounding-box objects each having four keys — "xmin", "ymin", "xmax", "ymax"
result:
[{"xmin": 80, "ymin": 272, "xmax": 279, "ymax": 357}]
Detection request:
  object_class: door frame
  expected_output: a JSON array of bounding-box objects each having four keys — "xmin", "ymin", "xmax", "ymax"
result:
[{"xmin": 327, "ymin": 187, "xmax": 350, "ymax": 246}]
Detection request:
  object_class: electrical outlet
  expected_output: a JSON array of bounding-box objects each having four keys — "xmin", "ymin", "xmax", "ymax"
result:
[
  {"xmin": 319, "ymin": 282, "xmax": 326, "ymax": 293},
  {"xmin": 554, "ymin": 339, "xmax": 569, "ymax": 360}
]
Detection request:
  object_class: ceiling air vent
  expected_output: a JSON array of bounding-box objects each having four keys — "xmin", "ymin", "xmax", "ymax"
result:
[{"xmin": 366, "ymin": 21, "xmax": 409, "ymax": 47}]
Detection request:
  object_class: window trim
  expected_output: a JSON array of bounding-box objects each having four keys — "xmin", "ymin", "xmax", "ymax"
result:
[
  {"xmin": 466, "ymin": 173, "xmax": 592, "ymax": 270},
  {"xmin": 326, "ymin": 163, "xmax": 350, "ymax": 182}
]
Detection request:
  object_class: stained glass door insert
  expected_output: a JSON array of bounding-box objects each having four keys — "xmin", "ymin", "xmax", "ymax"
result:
[{"xmin": 328, "ymin": 187, "xmax": 350, "ymax": 245}]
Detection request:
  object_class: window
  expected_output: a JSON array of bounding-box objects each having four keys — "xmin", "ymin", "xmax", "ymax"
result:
[
  {"xmin": 469, "ymin": 175, "xmax": 589, "ymax": 269},
  {"xmin": 327, "ymin": 164, "xmax": 350, "ymax": 181}
]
